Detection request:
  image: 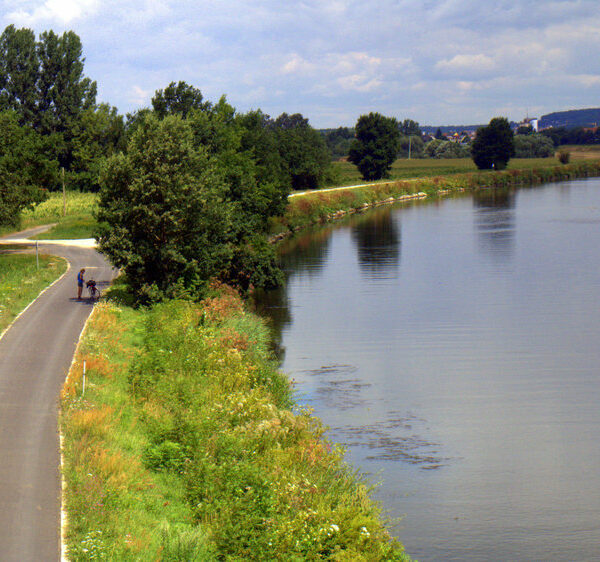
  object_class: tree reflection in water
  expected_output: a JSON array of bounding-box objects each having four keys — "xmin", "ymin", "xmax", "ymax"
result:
[
  {"xmin": 350, "ymin": 208, "xmax": 401, "ymax": 278},
  {"xmin": 473, "ymin": 187, "xmax": 516, "ymax": 265}
]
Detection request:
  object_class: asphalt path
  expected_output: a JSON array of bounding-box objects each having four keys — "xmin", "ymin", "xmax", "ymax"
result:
[{"xmin": 0, "ymin": 229, "xmax": 116, "ymax": 561}]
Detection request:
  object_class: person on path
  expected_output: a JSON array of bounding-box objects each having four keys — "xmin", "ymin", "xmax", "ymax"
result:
[{"xmin": 77, "ymin": 268, "xmax": 85, "ymax": 300}]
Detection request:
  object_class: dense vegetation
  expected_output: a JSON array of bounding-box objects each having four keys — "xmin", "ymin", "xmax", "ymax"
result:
[
  {"xmin": 349, "ymin": 113, "xmax": 400, "ymax": 180},
  {"xmin": 471, "ymin": 117, "xmax": 515, "ymax": 170},
  {"xmin": 61, "ymin": 290, "xmax": 409, "ymax": 560}
]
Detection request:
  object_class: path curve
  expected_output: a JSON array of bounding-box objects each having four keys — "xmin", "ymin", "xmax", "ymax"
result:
[{"xmin": 0, "ymin": 232, "xmax": 116, "ymax": 561}]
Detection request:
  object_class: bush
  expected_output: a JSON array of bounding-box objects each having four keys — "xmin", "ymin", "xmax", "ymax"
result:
[{"xmin": 558, "ymin": 151, "xmax": 571, "ymax": 164}]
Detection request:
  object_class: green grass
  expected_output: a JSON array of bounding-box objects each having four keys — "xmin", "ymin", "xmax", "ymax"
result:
[
  {"xmin": 61, "ymin": 288, "xmax": 410, "ymax": 560},
  {"xmin": 19, "ymin": 191, "xmax": 99, "ymax": 239},
  {"xmin": 32, "ymin": 216, "xmax": 97, "ymax": 239},
  {"xmin": 0, "ymin": 251, "xmax": 68, "ymax": 335}
]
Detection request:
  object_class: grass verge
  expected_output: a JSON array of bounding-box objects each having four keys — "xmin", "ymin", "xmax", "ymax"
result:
[
  {"xmin": 0, "ymin": 251, "xmax": 68, "ymax": 335},
  {"xmin": 61, "ymin": 285, "xmax": 409, "ymax": 560}
]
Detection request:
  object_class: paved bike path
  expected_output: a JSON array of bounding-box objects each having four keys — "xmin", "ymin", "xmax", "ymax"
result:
[{"xmin": 0, "ymin": 236, "xmax": 116, "ymax": 561}]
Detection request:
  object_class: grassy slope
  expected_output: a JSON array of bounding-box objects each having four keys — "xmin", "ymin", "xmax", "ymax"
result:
[
  {"xmin": 21, "ymin": 191, "xmax": 98, "ymax": 239},
  {"xmin": 0, "ymin": 251, "xmax": 68, "ymax": 335},
  {"xmin": 62, "ymin": 288, "xmax": 409, "ymax": 560}
]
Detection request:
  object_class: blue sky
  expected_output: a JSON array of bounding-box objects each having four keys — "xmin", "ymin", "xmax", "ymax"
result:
[{"xmin": 3, "ymin": 0, "xmax": 600, "ymax": 128}]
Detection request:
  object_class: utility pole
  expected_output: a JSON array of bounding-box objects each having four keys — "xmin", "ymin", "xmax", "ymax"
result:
[
  {"xmin": 62, "ymin": 167, "xmax": 66, "ymax": 217},
  {"xmin": 408, "ymin": 136, "xmax": 412, "ymax": 160}
]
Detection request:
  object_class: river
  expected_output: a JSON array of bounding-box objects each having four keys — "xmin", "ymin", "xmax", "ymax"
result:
[{"xmin": 260, "ymin": 178, "xmax": 600, "ymax": 561}]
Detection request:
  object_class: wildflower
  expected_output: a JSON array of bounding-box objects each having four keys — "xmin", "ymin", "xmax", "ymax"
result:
[
  {"xmin": 360, "ymin": 526, "xmax": 370, "ymax": 538},
  {"xmin": 330, "ymin": 524, "xmax": 339, "ymax": 533}
]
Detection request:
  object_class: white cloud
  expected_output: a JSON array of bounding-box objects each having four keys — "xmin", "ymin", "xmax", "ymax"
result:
[
  {"xmin": 129, "ymin": 85, "xmax": 151, "ymax": 106},
  {"xmin": 436, "ymin": 54, "xmax": 496, "ymax": 75},
  {"xmin": 7, "ymin": 0, "xmax": 100, "ymax": 25}
]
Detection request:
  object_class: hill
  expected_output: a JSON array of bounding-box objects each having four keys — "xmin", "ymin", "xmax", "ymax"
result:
[{"xmin": 539, "ymin": 108, "xmax": 600, "ymax": 129}]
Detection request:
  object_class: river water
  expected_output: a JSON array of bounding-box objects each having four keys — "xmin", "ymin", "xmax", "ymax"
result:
[{"xmin": 260, "ymin": 178, "xmax": 600, "ymax": 561}]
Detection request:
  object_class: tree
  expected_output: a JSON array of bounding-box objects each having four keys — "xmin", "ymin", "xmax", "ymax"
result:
[
  {"xmin": 0, "ymin": 111, "xmax": 54, "ymax": 227},
  {"xmin": 151, "ymin": 81, "xmax": 208, "ymax": 119},
  {"xmin": 471, "ymin": 117, "xmax": 515, "ymax": 170},
  {"xmin": 513, "ymin": 133, "xmax": 554, "ymax": 158},
  {"xmin": 348, "ymin": 112, "xmax": 400, "ymax": 180},
  {"xmin": 0, "ymin": 26, "xmax": 38, "ymax": 125},
  {"xmin": 424, "ymin": 139, "xmax": 469, "ymax": 159},
  {"xmin": 96, "ymin": 114, "xmax": 235, "ymax": 302},
  {"xmin": 400, "ymin": 119, "xmax": 421, "ymax": 137},
  {"xmin": 70, "ymin": 104, "xmax": 125, "ymax": 191},
  {"xmin": 271, "ymin": 113, "xmax": 331, "ymax": 190}
]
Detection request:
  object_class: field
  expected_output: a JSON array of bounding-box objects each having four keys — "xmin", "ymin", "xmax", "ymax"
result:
[
  {"xmin": 327, "ymin": 155, "xmax": 586, "ymax": 187},
  {"xmin": 0, "ymin": 250, "xmax": 68, "ymax": 335},
  {"xmin": 21, "ymin": 191, "xmax": 98, "ymax": 239}
]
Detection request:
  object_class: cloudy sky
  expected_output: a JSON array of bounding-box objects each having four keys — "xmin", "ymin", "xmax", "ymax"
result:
[{"xmin": 2, "ymin": 0, "xmax": 600, "ymax": 127}]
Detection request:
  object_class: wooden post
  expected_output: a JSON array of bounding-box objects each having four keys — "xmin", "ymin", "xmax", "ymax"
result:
[{"xmin": 36, "ymin": 240, "xmax": 39, "ymax": 270}]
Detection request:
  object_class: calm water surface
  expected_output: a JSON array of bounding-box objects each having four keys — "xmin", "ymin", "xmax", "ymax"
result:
[{"xmin": 261, "ymin": 179, "xmax": 600, "ymax": 561}]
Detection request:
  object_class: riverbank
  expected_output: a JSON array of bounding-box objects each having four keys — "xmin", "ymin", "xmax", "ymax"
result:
[
  {"xmin": 60, "ymin": 285, "xmax": 410, "ymax": 560},
  {"xmin": 273, "ymin": 160, "xmax": 600, "ymax": 235}
]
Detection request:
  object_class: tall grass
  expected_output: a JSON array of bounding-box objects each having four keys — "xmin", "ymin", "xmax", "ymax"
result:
[
  {"xmin": 61, "ymin": 287, "xmax": 410, "ymax": 560},
  {"xmin": 0, "ymin": 252, "xmax": 68, "ymax": 334},
  {"xmin": 18, "ymin": 191, "xmax": 99, "ymax": 239}
]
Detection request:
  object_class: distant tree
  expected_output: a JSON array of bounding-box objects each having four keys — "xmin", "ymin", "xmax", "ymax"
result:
[
  {"xmin": 424, "ymin": 139, "xmax": 469, "ymax": 159},
  {"xmin": 513, "ymin": 133, "xmax": 554, "ymax": 158},
  {"xmin": 516, "ymin": 125, "xmax": 534, "ymax": 135},
  {"xmin": 151, "ymin": 81, "xmax": 209, "ymax": 119},
  {"xmin": 348, "ymin": 112, "xmax": 400, "ymax": 180},
  {"xmin": 271, "ymin": 112, "xmax": 331, "ymax": 190},
  {"xmin": 471, "ymin": 117, "xmax": 515, "ymax": 170},
  {"xmin": 322, "ymin": 126, "xmax": 354, "ymax": 159},
  {"xmin": 398, "ymin": 134, "xmax": 424, "ymax": 158},
  {"xmin": 400, "ymin": 119, "xmax": 421, "ymax": 137},
  {"xmin": 435, "ymin": 127, "xmax": 444, "ymax": 140}
]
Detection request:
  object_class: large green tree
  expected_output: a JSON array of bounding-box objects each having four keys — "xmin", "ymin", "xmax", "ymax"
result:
[
  {"xmin": 349, "ymin": 112, "xmax": 400, "ymax": 180},
  {"xmin": 270, "ymin": 113, "xmax": 331, "ymax": 190},
  {"xmin": 96, "ymin": 115, "xmax": 235, "ymax": 302},
  {"xmin": 471, "ymin": 117, "xmax": 515, "ymax": 170}
]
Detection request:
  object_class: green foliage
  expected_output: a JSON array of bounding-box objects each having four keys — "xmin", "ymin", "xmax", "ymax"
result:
[
  {"xmin": 322, "ymin": 126, "xmax": 355, "ymax": 159},
  {"xmin": 471, "ymin": 117, "xmax": 515, "ymax": 170},
  {"xmin": 0, "ymin": 111, "xmax": 54, "ymax": 227},
  {"xmin": 399, "ymin": 119, "xmax": 421, "ymax": 137},
  {"xmin": 398, "ymin": 134, "xmax": 424, "ymax": 158},
  {"xmin": 349, "ymin": 112, "xmax": 400, "ymax": 180},
  {"xmin": 151, "ymin": 81, "xmax": 208, "ymax": 119},
  {"xmin": 558, "ymin": 150, "xmax": 571, "ymax": 164},
  {"xmin": 62, "ymin": 297, "xmax": 409, "ymax": 560},
  {"xmin": 70, "ymin": 104, "xmax": 125, "ymax": 191},
  {"xmin": 97, "ymin": 105, "xmax": 288, "ymax": 303},
  {"xmin": 271, "ymin": 112, "xmax": 331, "ymax": 190},
  {"xmin": 97, "ymin": 114, "xmax": 234, "ymax": 303},
  {"xmin": 513, "ymin": 133, "xmax": 554, "ymax": 158},
  {"xmin": 424, "ymin": 139, "xmax": 470, "ymax": 159}
]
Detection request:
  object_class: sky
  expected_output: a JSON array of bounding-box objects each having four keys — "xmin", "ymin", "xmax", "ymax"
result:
[{"xmin": 2, "ymin": 0, "xmax": 600, "ymax": 128}]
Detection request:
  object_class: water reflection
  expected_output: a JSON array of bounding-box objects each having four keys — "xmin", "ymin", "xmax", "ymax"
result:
[
  {"xmin": 351, "ymin": 208, "xmax": 401, "ymax": 277},
  {"xmin": 473, "ymin": 187, "xmax": 515, "ymax": 264}
]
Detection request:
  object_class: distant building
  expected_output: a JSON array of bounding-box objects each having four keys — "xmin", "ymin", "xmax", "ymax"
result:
[{"xmin": 518, "ymin": 116, "xmax": 539, "ymax": 132}]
